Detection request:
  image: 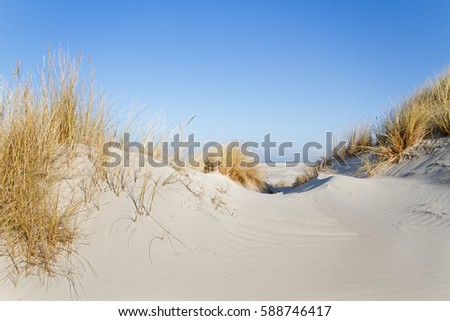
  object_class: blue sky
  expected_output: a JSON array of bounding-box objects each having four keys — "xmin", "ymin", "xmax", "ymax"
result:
[{"xmin": 1, "ymin": 0, "xmax": 450, "ymax": 157}]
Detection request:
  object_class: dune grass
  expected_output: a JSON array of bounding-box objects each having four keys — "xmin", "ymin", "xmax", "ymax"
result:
[
  {"xmin": 334, "ymin": 68, "xmax": 450, "ymax": 175},
  {"xmin": 304, "ymin": 69, "xmax": 449, "ymax": 177},
  {"xmin": 370, "ymin": 69, "xmax": 449, "ymax": 165},
  {"xmin": 424, "ymin": 69, "xmax": 450, "ymax": 136},
  {"xmin": 0, "ymin": 49, "xmax": 273, "ymax": 282},
  {"xmin": 345, "ymin": 125, "xmax": 374, "ymax": 158},
  {"xmin": 291, "ymin": 157, "xmax": 333, "ymax": 187},
  {"xmin": 0, "ymin": 51, "xmax": 109, "ymax": 278},
  {"xmin": 201, "ymin": 143, "xmax": 267, "ymax": 191},
  {"xmin": 218, "ymin": 146, "xmax": 266, "ymax": 191},
  {"xmin": 375, "ymin": 94, "xmax": 433, "ymax": 162},
  {"xmin": 292, "ymin": 166, "xmax": 320, "ymax": 187}
]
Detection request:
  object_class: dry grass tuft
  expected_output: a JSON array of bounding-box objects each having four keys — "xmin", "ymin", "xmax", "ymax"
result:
[
  {"xmin": 345, "ymin": 125, "xmax": 374, "ymax": 158},
  {"xmin": 292, "ymin": 167, "xmax": 319, "ymax": 187},
  {"xmin": 218, "ymin": 145, "xmax": 266, "ymax": 191},
  {"xmin": 428, "ymin": 69, "xmax": 450, "ymax": 136},
  {"xmin": 375, "ymin": 99, "xmax": 431, "ymax": 163},
  {"xmin": 200, "ymin": 143, "xmax": 266, "ymax": 191},
  {"xmin": 333, "ymin": 125, "xmax": 374, "ymax": 161},
  {"xmin": 343, "ymin": 68, "xmax": 450, "ymax": 175},
  {"xmin": 356, "ymin": 153, "xmax": 380, "ymax": 177},
  {"xmin": 378, "ymin": 69, "xmax": 450, "ymax": 161},
  {"xmin": 292, "ymin": 157, "xmax": 331, "ymax": 187},
  {"xmin": 0, "ymin": 50, "xmax": 109, "ymax": 278}
]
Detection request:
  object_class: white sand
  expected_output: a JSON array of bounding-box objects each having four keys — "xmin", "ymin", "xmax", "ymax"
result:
[{"xmin": 1, "ymin": 140, "xmax": 449, "ymax": 300}]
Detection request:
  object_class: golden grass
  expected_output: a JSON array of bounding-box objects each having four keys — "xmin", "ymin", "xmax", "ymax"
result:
[
  {"xmin": 291, "ymin": 159, "xmax": 333, "ymax": 187},
  {"xmin": 433, "ymin": 103, "xmax": 450, "ymax": 136},
  {"xmin": 0, "ymin": 50, "xmax": 109, "ymax": 278},
  {"xmin": 218, "ymin": 145, "xmax": 266, "ymax": 191},
  {"xmin": 366, "ymin": 69, "xmax": 449, "ymax": 166},
  {"xmin": 429, "ymin": 69, "xmax": 450, "ymax": 136},
  {"xmin": 375, "ymin": 99, "xmax": 431, "ymax": 162},
  {"xmin": 292, "ymin": 166, "xmax": 319, "ymax": 187},
  {"xmin": 339, "ymin": 68, "xmax": 450, "ymax": 175},
  {"xmin": 345, "ymin": 125, "xmax": 373, "ymax": 157},
  {"xmin": 332, "ymin": 125, "xmax": 373, "ymax": 161},
  {"xmin": 200, "ymin": 143, "xmax": 266, "ymax": 191},
  {"xmin": 356, "ymin": 153, "xmax": 380, "ymax": 177}
]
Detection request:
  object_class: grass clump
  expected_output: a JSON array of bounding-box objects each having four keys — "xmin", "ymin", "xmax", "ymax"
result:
[
  {"xmin": 375, "ymin": 95, "xmax": 432, "ymax": 162},
  {"xmin": 292, "ymin": 166, "xmax": 319, "ymax": 187},
  {"xmin": 0, "ymin": 50, "xmax": 109, "ymax": 278},
  {"xmin": 291, "ymin": 158, "xmax": 332, "ymax": 187},
  {"xmin": 427, "ymin": 69, "xmax": 450, "ymax": 136},
  {"xmin": 218, "ymin": 145, "xmax": 266, "ymax": 191},
  {"xmin": 333, "ymin": 125, "xmax": 374, "ymax": 161},
  {"xmin": 345, "ymin": 125, "xmax": 373, "ymax": 158},
  {"xmin": 201, "ymin": 143, "xmax": 266, "ymax": 191},
  {"xmin": 336, "ymin": 68, "xmax": 450, "ymax": 176},
  {"xmin": 367, "ymin": 68, "xmax": 449, "ymax": 168}
]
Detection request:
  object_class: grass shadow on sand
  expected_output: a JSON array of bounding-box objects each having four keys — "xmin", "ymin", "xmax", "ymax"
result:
[{"xmin": 268, "ymin": 176, "xmax": 333, "ymax": 194}]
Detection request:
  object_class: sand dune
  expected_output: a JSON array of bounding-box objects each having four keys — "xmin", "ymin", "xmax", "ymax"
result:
[{"xmin": 1, "ymin": 140, "xmax": 449, "ymax": 300}]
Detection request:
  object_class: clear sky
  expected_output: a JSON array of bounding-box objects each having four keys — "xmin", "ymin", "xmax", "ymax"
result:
[{"xmin": 1, "ymin": 0, "xmax": 450, "ymax": 156}]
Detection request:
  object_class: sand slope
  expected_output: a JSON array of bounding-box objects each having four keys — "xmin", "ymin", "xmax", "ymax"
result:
[{"xmin": 1, "ymin": 143, "xmax": 449, "ymax": 300}]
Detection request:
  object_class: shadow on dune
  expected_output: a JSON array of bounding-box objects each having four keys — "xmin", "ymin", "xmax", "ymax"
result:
[
  {"xmin": 330, "ymin": 157, "xmax": 363, "ymax": 176},
  {"xmin": 267, "ymin": 176, "xmax": 333, "ymax": 195}
]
